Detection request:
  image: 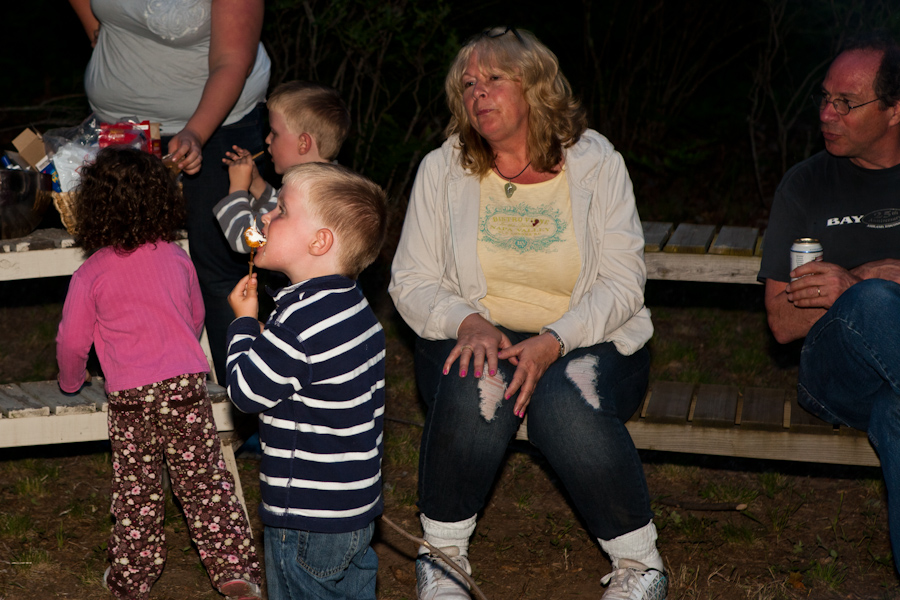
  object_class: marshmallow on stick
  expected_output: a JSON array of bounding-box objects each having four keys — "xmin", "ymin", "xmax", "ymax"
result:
[{"xmin": 244, "ymin": 217, "xmax": 267, "ymax": 276}]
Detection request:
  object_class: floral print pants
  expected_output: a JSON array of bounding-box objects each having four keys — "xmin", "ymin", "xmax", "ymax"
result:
[{"xmin": 106, "ymin": 374, "xmax": 260, "ymax": 600}]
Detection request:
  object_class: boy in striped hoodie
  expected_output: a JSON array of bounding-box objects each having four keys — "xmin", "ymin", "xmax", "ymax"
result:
[{"xmin": 225, "ymin": 162, "xmax": 387, "ymax": 600}]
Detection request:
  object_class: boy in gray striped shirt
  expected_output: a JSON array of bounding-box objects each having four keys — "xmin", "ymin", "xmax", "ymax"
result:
[
  {"xmin": 215, "ymin": 81, "xmax": 351, "ymax": 254},
  {"xmin": 226, "ymin": 162, "xmax": 387, "ymax": 600}
]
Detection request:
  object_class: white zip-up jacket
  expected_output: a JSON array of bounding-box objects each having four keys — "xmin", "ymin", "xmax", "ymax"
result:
[{"xmin": 389, "ymin": 130, "xmax": 653, "ymax": 356}]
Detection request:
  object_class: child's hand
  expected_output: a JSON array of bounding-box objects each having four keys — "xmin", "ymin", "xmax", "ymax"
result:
[
  {"xmin": 222, "ymin": 145, "xmax": 261, "ymax": 195},
  {"xmin": 228, "ymin": 274, "xmax": 260, "ymax": 320}
]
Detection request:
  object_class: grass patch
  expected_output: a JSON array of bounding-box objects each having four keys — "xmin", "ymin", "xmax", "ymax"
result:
[
  {"xmin": 1, "ymin": 513, "xmax": 34, "ymax": 538},
  {"xmin": 89, "ymin": 452, "xmax": 111, "ymax": 477},
  {"xmin": 720, "ymin": 521, "xmax": 757, "ymax": 544},
  {"xmin": 12, "ymin": 547, "xmax": 51, "ymax": 570},
  {"xmin": 383, "ymin": 427, "xmax": 420, "ymax": 469},
  {"xmin": 16, "ymin": 475, "xmax": 51, "ymax": 499},
  {"xmin": 700, "ymin": 481, "xmax": 758, "ymax": 504},
  {"xmin": 662, "ymin": 510, "xmax": 710, "ymax": 539},
  {"xmin": 807, "ymin": 559, "xmax": 846, "ymax": 590},
  {"xmin": 758, "ymin": 472, "xmax": 791, "ymax": 499}
]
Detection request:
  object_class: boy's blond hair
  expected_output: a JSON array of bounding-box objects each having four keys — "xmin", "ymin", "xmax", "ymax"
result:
[
  {"xmin": 282, "ymin": 163, "xmax": 387, "ymax": 278},
  {"xmin": 267, "ymin": 81, "xmax": 351, "ymax": 161}
]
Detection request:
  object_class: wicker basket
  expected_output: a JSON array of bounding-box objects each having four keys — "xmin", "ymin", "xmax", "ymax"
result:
[{"xmin": 52, "ymin": 191, "xmax": 78, "ymax": 236}]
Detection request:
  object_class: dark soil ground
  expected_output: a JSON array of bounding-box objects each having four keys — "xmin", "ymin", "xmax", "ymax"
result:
[{"xmin": 0, "ymin": 278, "xmax": 898, "ymax": 600}]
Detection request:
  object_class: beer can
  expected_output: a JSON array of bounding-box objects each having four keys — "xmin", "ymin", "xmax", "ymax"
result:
[{"xmin": 790, "ymin": 238, "xmax": 823, "ymax": 279}]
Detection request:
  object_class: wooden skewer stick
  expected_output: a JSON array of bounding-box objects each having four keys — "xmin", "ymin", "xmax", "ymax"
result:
[
  {"xmin": 250, "ymin": 150, "xmax": 265, "ymax": 160},
  {"xmin": 248, "ymin": 248, "xmax": 255, "ymax": 277},
  {"xmin": 380, "ymin": 515, "xmax": 488, "ymax": 600}
]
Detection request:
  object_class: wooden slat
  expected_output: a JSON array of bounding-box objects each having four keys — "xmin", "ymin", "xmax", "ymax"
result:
[
  {"xmin": 788, "ymin": 393, "xmax": 836, "ymax": 434},
  {"xmin": 709, "ymin": 226, "xmax": 759, "ymax": 256},
  {"xmin": 0, "ymin": 228, "xmax": 75, "ymax": 253},
  {"xmin": 0, "ymin": 384, "xmax": 50, "ymax": 418},
  {"xmin": 663, "ymin": 224, "xmax": 716, "ymax": 254},
  {"xmin": 755, "ymin": 230, "xmax": 766, "ymax": 256},
  {"xmin": 692, "ymin": 384, "xmax": 739, "ymax": 427},
  {"xmin": 741, "ymin": 388, "xmax": 787, "ymax": 430},
  {"xmin": 625, "ymin": 421, "xmax": 879, "ymax": 467},
  {"xmin": 0, "ymin": 392, "xmax": 235, "ymax": 448},
  {"xmin": 642, "ymin": 222, "xmax": 673, "ymax": 252},
  {"xmin": 644, "ymin": 253, "xmax": 761, "ymax": 284},
  {"xmin": 0, "ymin": 232, "xmax": 188, "ymax": 281},
  {"xmin": 77, "ymin": 381, "xmax": 110, "ymax": 412},
  {"xmin": 643, "ymin": 381, "xmax": 694, "ymax": 424},
  {"xmin": 18, "ymin": 381, "xmax": 98, "ymax": 415}
]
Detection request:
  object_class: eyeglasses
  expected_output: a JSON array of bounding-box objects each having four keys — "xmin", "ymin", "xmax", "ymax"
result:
[
  {"xmin": 811, "ymin": 93, "xmax": 880, "ymax": 115},
  {"xmin": 481, "ymin": 26, "xmax": 524, "ymax": 44}
]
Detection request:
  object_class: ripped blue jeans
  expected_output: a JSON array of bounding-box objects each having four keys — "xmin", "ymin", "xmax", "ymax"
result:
[{"xmin": 415, "ymin": 329, "xmax": 652, "ymax": 540}]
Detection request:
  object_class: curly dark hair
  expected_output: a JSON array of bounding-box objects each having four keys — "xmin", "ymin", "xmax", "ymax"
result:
[
  {"xmin": 75, "ymin": 147, "xmax": 186, "ymax": 254},
  {"xmin": 842, "ymin": 31, "xmax": 900, "ymax": 107}
]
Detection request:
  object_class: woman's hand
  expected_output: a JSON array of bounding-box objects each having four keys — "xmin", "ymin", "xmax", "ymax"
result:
[
  {"xmin": 443, "ymin": 314, "xmax": 512, "ymax": 379},
  {"xmin": 173, "ymin": 0, "xmax": 264, "ymax": 174},
  {"xmin": 167, "ymin": 129, "xmax": 204, "ymax": 175},
  {"xmin": 498, "ymin": 332, "xmax": 560, "ymax": 417}
]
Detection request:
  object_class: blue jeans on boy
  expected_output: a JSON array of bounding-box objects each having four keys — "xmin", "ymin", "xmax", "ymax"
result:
[
  {"xmin": 264, "ymin": 522, "xmax": 377, "ymax": 600},
  {"xmin": 415, "ymin": 328, "xmax": 653, "ymax": 540},
  {"xmin": 797, "ymin": 278, "xmax": 900, "ymax": 572}
]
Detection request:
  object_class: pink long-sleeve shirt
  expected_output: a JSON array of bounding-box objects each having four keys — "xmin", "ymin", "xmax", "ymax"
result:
[{"xmin": 56, "ymin": 241, "xmax": 210, "ymax": 393}]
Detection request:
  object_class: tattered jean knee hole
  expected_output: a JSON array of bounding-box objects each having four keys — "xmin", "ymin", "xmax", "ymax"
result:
[
  {"xmin": 565, "ymin": 356, "xmax": 602, "ymax": 409},
  {"xmin": 477, "ymin": 372, "xmax": 508, "ymax": 421}
]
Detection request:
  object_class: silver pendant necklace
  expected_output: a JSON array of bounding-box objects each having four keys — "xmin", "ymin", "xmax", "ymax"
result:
[{"xmin": 494, "ymin": 160, "xmax": 532, "ymax": 198}]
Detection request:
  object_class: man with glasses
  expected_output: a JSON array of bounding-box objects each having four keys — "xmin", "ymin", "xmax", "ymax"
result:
[{"xmin": 758, "ymin": 32, "xmax": 900, "ymax": 574}]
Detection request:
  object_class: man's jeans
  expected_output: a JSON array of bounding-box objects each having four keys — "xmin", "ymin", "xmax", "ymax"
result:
[
  {"xmin": 264, "ymin": 522, "xmax": 377, "ymax": 600},
  {"xmin": 415, "ymin": 328, "xmax": 653, "ymax": 540},
  {"xmin": 798, "ymin": 278, "xmax": 900, "ymax": 572}
]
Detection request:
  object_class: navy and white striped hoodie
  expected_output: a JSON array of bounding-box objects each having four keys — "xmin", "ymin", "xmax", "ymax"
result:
[{"xmin": 225, "ymin": 275, "xmax": 385, "ymax": 533}]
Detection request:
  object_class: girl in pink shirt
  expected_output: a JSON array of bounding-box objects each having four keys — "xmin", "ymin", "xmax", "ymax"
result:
[{"xmin": 56, "ymin": 147, "xmax": 261, "ymax": 600}]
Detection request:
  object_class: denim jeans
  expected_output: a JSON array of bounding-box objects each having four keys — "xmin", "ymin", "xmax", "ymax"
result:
[
  {"xmin": 167, "ymin": 106, "xmax": 267, "ymax": 384},
  {"xmin": 798, "ymin": 278, "xmax": 900, "ymax": 572},
  {"xmin": 264, "ymin": 522, "xmax": 377, "ymax": 600},
  {"xmin": 415, "ymin": 329, "xmax": 653, "ymax": 540}
]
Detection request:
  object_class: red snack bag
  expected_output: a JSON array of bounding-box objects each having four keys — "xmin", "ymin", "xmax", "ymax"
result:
[{"xmin": 99, "ymin": 122, "xmax": 150, "ymax": 153}]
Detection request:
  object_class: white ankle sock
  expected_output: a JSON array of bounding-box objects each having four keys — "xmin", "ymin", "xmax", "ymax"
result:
[
  {"xmin": 419, "ymin": 514, "xmax": 477, "ymax": 557},
  {"xmin": 599, "ymin": 521, "xmax": 664, "ymax": 572}
]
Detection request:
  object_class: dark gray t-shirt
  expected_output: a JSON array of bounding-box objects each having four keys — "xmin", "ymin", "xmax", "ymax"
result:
[{"xmin": 758, "ymin": 150, "xmax": 900, "ymax": 283}]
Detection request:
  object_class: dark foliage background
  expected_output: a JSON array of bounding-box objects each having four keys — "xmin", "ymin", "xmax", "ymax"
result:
[{"xmin": 3, "ymin": 0, "xmax": 900, "ymax": 229}]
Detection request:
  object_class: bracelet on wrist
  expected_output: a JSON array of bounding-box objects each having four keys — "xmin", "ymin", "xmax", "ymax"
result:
[{"xmin": 543, "ymin": 328, "xmax": 565, "ymax": 358}]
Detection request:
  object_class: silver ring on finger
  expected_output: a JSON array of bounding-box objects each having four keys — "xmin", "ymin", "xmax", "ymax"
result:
[{"xmin": 817, "ymin": 287, "xmax": 821, "ymax": 297}]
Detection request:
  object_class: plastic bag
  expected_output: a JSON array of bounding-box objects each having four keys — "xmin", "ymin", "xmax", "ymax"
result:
[
  {"xmin": 53, "ymin": 143, "xmax": 100, "ymax": 193},
  {"xmin": 43, "ymin": 114, "xmax": 151, "ymax": 192}
]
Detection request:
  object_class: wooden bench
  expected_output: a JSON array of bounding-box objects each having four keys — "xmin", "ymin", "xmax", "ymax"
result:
[
  {"xmin": 0, "ymin": 379, "xmax": 254, "ymax": 525},
  {"xmin": 518, "ymin": 222, "xmax": 880, "ymax": 468}
]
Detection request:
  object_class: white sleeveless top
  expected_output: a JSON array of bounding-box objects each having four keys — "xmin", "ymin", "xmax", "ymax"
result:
[{"xmin": 85, "ymin": 0, "xmax": 271, "ymax": 134}]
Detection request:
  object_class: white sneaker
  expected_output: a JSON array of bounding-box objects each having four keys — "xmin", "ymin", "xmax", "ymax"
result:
[
  {"xmin": 600, "ymin": 559, "xmax": 668, "ymax": 600},
  {"xmin": 416, "ymin": 546, "xmax": 472, "ymax": 600}
]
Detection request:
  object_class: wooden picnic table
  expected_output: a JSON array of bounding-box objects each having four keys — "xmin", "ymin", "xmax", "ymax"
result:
[{"xmin": 0, "ymin": 228, "xmax": 251, "ymax": 524}]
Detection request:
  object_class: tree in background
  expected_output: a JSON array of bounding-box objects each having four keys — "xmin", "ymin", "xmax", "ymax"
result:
[
  {"xmin": 3, "ymin": 0, "xmax": 900, "ymax": 225},
  {"xmin": 747, "ymin": 0, "xmax": 899, "ymax": 208}
]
